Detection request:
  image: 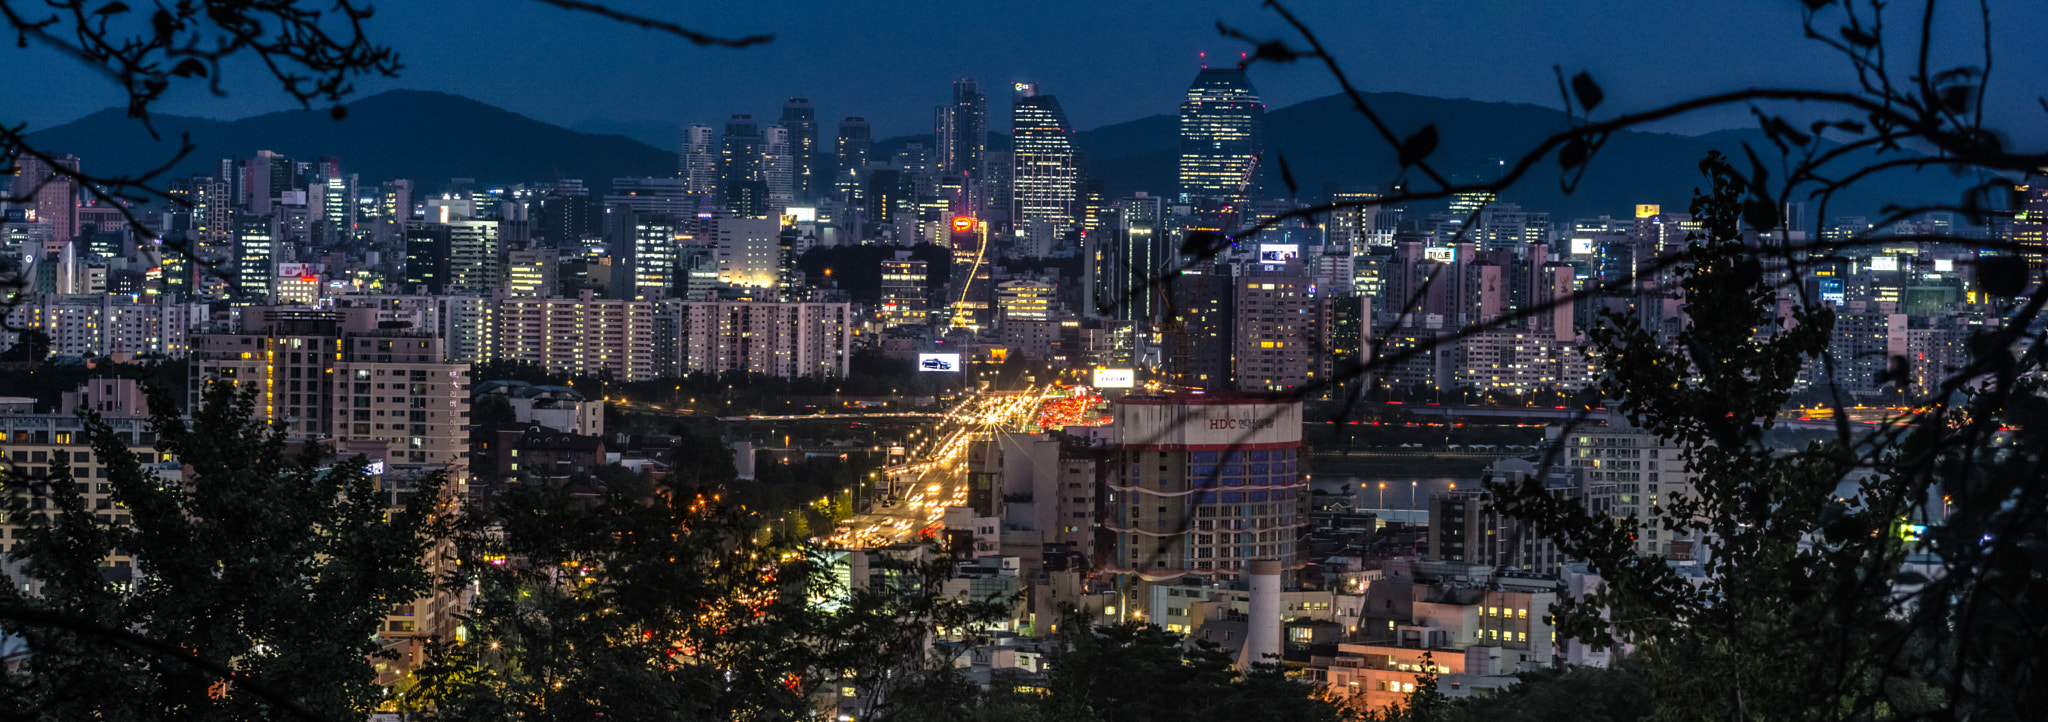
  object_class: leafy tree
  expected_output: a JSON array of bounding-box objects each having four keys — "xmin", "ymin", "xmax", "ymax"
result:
[
  {"xmin": 810, "ymin": 549, "xmax": 998, "ymax": 721},
  {"xmin": 1490, "ymin": 153, "xmax": 1943, "ymax": 721},
  {"xmin": 664, "ymin": 423, "xmax": 740, "ymax": 489},
  {"xmin": 0, "ymin": 380, "xmax": 449, "ymax": 721},
  {"xmin": 1038, "ymin": 612, "xmax": 1350, "ymax": 722},
  {"xmin": 1448, "ymin": 655, "xmax": 1653, "ymax": 722},
  {"xmin": 1, "ymin": 329, "xmax": 51, "ymax": 362},
  {"xmin": 471, "ymin": 394, "xmax": 518, "ymax": 426},
  {"xmin": 471, "ymin": 359, "xmax": 570, "ymax": 387},
  {"xmin": 401, "ymin": 483, "xmax": 822, "ymax": 721}
]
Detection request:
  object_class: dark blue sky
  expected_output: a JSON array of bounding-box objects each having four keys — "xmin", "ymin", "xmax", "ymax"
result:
[{"xmin": 6, "ymin": 0, "xmax": 2044, "ymax": 149}]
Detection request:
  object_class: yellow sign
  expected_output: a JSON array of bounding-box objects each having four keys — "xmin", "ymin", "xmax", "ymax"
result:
[{"xmin": 1635, "ymin": 204, "xmax": 1661, "ymax": 219}]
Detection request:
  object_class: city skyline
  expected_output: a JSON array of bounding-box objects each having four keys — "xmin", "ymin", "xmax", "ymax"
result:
[
  {"xmin": 2, "ymin": 3, "xmax": 2045, "ymax": 718},
  {"xmin": 5, "ymin": 0, "xmax": 2045, "ymax": 150}
]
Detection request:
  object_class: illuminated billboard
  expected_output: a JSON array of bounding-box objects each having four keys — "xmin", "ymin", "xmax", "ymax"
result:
[
  {"xmin": 1257, "ymin": 244, "xmax": 1298, "ymax": 263},
  {"xmin": 1635, "ymin": 204, "xmax": 1661, "ymax": 219},
  {"xmin": 952, "ymin": 217, "xmax": 976, "ymax": 233},
  {"xmin": 1869, "ymin": 256, "xmax": 1900, "ymax": 272},
  {"xmin": 1424, "ymin": 246, "xmax": 1457, "ymax": 263},
  {"xmin": 1569, "ymin": 237, "xmax": 1595, "ymax": 255},
  {"xmin": 917, "ymin": 353, "xmax": 961, "ymax": 372},
  {"xmin": 1093, "ymin": 368, "xmax": 1135, "ymax": 388},
  {"xmin": 1818, "ymin": 278, "xmax": 1846, "ymax": 305},
  {"xmin": 1934, "ymin": 258, "xmax": 1954, "ymax": 272}
]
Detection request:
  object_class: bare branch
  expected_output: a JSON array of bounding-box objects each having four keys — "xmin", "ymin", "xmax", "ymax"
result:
[{"xmin": 528, "ymin": 0, "xmax": 773, "ymax": 48}]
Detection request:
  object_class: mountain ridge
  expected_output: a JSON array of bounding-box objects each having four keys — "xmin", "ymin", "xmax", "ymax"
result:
[{"xmin": 26, "ymin": 88, "xmax": 1968, "ymax": 220}]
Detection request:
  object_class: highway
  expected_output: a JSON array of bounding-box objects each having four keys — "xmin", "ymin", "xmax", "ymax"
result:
[{"xmin": 823, "ymin": 387, "xmax": 1055, "ymax": 549}]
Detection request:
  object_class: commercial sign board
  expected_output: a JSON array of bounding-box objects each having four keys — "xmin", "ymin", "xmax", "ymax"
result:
[
  {"xmin": 917, "ymin": 353, "xmax": 961, "ymax": 372},
  {"xmin": 1424, "ymin": 246, "xmax": 1457, "ymax": 263},
  {"xmin": 1113, "ymin": 397, "xmax": 1303, "ymax": 450},
  {"xmin": 1258, "ymin": 244, "xmax": 1299, "ymax": 263},
  {"xmin": 1092, "ymin": 368, "xmax": 1135, "ymax": 388}
]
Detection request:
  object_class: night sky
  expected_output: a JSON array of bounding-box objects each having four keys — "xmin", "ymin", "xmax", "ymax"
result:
[{"xmin": 5, "ymin": 0, "xmax": 2044, "ymax": 149}]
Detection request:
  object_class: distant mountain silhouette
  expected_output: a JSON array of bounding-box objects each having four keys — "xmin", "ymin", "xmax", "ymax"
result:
[
  {"xmin": 30, "ymin": 89, "xmax": 1970, "ymax": 220},
  {"xmin": 25, "ymin": 90, "xmax": 677, "ymax": 195}
]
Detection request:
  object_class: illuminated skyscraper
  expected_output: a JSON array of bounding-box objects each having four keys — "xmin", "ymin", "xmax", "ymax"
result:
[
  {"xmin": 833, "ymin": 117, "xmax": 873, "ymax": 215},
  {"xmin": 231, "ymin": 214, "xmax": 274, "ymax": 303},
  {"xmin": 719, "ymin": 115, "xmax": 764, "ymax": 213},
  {"xmin": 779, "ymin": 98, "xmax": 818, "ymax": 201},
  {"xmin": 2014, "ymin": 174, "xmax": 2047, "ymax": 254},
  {"xmin": 1010, "ymin": 83, "xmax": 1079, "ymax": 235},
  {"xmin": 1176, "ymin": 67, "xmax": 1264, "ymax": 210},
  {"xmin": 936, "ymin": 78, "xmax": 988, "ymax": 177},
  {"xmin": 186, "ymin": 174, "xmax": 232, "ymax": 250},
  {"xmin": 763, "ymin": 125, "xmax": 794, "ymax": 212},
  {"xmin": 680, "ymin": 124, "xmax": 718, "ymax": 195}
]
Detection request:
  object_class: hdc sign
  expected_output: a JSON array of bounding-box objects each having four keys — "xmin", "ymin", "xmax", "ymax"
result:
[{"xmin": 1207, "ymin": 417, "xmax": 1277, "ymax": 430}]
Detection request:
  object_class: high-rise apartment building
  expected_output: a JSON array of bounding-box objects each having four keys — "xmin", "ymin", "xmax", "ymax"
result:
[
  {"xmin": 669, "ymin": 299, "xmax": 853, "ymax": 378},
  {"xmin": 493, "ymin": 292, "xmax": 655, "ymax": 381},
  {"xmin": 0, "ymin": 380, "xmax": 163, "ymax": 586},
  {"xmin": 186, "ymin": 307, "xmax": 471, "ymax": 467},
  {"xmin": 935, "ymin": 78, "xmax": 988, "ymax": 177},
  {"xmin": 779, "ymin": 98, "xmax": 818, "ymax": 201},
  {"xmin": 1232, "ymin": 261, "xmax": 1322, "ymax": 392},
  {"xmin": 681, "ymin": 124, "xmax": 719, "ymax": 195},
  {"xmin": 0, "ymin": 294, "xmax": 207, "ymax": 358},
  {"xmin": 1177, "ymin": 67, "xmax": 1264, "ymax": 210},
  {"xmin": 1105, "ymin": 393, "xmax": 1309, "ymax": 581},
  {"xmin": 1553, "ymin": 412, "xmax": 1700, "ymax": 558},
  {"xmin": 1010, "ymin": 83, "xmax": 1079, "ymax": 235},
  {"xmin": 185, "ymin": 174, "xmax": 233, "ymax": 251}
]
